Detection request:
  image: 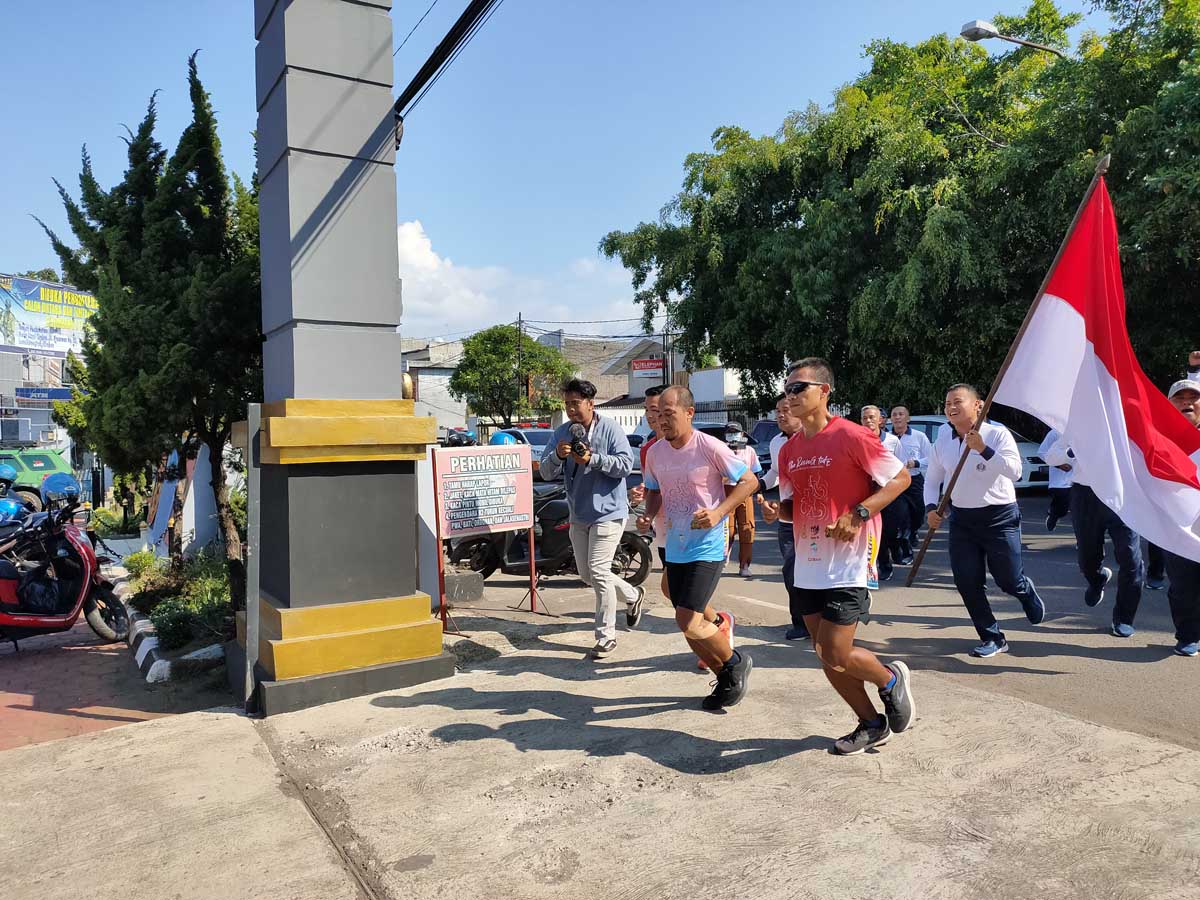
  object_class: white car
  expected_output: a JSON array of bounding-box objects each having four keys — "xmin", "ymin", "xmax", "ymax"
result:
[{"xmin": 897, "ymin": 415, "xmax": 1049, "ymax": 490}]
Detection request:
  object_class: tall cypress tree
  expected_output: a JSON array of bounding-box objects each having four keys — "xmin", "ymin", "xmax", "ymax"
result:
[{"xmin": 47, "ymin": 54, "xmax": 261, "ymax": 602}]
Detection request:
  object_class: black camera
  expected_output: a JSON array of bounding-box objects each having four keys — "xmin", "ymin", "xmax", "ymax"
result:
[{"xmin": 569, "ymin": 423, "xmax": 590, "ymax": 457}]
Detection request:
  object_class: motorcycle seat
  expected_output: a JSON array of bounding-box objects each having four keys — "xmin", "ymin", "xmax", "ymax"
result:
[{"xmin": 0, "ymin": 521, "xmax": 23, "ymax": 542}]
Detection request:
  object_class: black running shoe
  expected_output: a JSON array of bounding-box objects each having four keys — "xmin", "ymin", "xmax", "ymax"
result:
[
  {"xmin": 879, "ymin": 660, "xmax": 914, "ymax": 733},
  {"xmin": 1085, "ymin": 567, "xmax": 1113, "ymax": 608},
  {"xmin": 701, "ymin": 652, "xmax": 753, "ymax": 710},
  {"xmin": 834, "ymin": 717, "xmax": 892, "ymax": 755},
  {"xmin": 626, "ymin": 586, "xmax": 646, "ymax": 629}
]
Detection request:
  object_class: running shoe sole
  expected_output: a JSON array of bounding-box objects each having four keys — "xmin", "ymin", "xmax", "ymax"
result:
[
  {"xmin": 970, "ymin": 643, "xmax": 1009, "ymax": 658},
  {"xmin": 834, "ymin": 732, "xmax": 891, "ymax": 756}
]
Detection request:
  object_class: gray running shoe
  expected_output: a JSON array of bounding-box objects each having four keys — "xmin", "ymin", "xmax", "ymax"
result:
[
  {"xmin": 879, "ymin": 660, "xmax": 914, "ymax": 733},
  {"xmin": 834, "ymin": 717, "xmax": 892, "ymax": 755}
]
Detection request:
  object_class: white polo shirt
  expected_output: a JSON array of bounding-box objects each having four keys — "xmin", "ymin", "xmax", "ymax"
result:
[
  {"xmin": 893, "ymin": 428, "xmax": 933, "ymax": 478},
  {"xmin": 1037, "ymin": 428, "xmax": 1075, "ymax": 490},
  {"xmin": 924, "ymin": 421, "xmax": 1023, "ymax": 509},
  {"xmin": 760, "ymin": 431, "xmax": 791, "ymax": 491}
]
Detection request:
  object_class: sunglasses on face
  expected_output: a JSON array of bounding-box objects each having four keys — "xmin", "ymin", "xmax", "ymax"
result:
[{"xmin": 784, "ymin": 380, "xmax": 828, "ymax": 396}]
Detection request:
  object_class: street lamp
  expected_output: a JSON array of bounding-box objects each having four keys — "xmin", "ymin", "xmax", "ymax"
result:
[{"xmin": 960, "ymin": 19, "xmax": 1066, "ymax": 58}]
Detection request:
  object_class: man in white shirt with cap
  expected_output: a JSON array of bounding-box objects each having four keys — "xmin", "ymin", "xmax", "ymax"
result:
[
  {"xmin": 890, "ymin": 406, "xmax": 933, "ymax": 562},
  {"xmin": 926, "ymin": 384, "xmax": 1046, "ymax": 658}
]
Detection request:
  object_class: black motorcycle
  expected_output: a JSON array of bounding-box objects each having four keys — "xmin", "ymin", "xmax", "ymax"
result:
[{"xmin": 450, "ymin": 482, "xmax": 652, "ymax": 586}]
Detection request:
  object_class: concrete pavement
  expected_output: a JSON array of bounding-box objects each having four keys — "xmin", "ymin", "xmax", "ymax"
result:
[
  {"xmin": 1, "ymin": 710, "xmax": 361, "ymax": 900},
  {"xmin": 3, "ymin": 492, "xmax": 1199, "ymax": 899}
]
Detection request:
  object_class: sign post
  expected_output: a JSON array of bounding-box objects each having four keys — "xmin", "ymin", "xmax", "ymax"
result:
[{"xmin": 432, "ymin": 444, "xmax": 537, "ymax": 621}]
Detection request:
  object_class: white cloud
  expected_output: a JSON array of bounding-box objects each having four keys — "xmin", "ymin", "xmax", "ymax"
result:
[{"xmin": 397, "ymin": 220, "xmax": 653, "ymax": 342}]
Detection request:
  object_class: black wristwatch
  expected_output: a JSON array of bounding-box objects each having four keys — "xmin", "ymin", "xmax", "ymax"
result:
[{"xmin": 854, "ymin": 503, "xmax": 871, "ymax": 522}]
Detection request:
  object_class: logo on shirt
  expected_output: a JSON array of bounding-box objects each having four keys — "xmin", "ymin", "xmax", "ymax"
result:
[
  {"xmin": 976, "ymin": 462, "xmax": 986, "ymax": 472},
  {"xmin": 787, "ymin": 454, "xmax": 833, "ymax": 471},
  {"xmin": 797, "ymin": 474, "xmax": 830, "ymax": 520},
  {"xmin": 808, "ymin": 525, "xmax": 820, "ymax": 540}
]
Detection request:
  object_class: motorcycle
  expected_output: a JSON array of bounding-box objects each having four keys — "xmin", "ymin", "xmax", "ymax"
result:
[
  {"xmin": 450, "ymin": 481, "xmax": 652, "ymax": 587},
  {"xmin": 0, "ymin": 473, "xmax": 129, "ymax": 650}
]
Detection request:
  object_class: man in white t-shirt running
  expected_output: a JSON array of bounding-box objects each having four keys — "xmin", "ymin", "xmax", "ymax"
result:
[
  {"xmin": 763, "ymin": 358, "xmax": 915, "ymax": 754},
  {"xmin": 758, "ymin": 393, "xmax": 808, "ymax": 639},
  {"xmin": 638, "ymin": 386, "xmax": 759, "ymax": 710}
]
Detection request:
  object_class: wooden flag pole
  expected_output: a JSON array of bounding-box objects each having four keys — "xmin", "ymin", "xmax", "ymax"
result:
[{"xmin": 906, "ymin": 153, "xmax": 1111, "ymax": 586}]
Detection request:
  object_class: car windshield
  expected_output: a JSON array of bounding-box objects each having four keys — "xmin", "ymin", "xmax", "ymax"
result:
[
  {"xmin": 521, "ymin": 431, "xmax": 554, "ymax": 446},
  {"xmin": 751, "ymin": 422, "xmax": 780, "ymax": 444}
]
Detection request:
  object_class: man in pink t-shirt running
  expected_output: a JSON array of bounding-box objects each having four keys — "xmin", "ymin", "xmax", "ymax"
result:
[
  {"xmin": 763, "ymin": 358, "xmax": 916, "ymax": 755},
  {"xmin": 639, "ymin": 386, "xmax": 759, "ymax": 711}
]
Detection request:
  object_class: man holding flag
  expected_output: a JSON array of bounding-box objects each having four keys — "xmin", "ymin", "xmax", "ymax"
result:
[{"xmin": 987, "ymin": 156, "xmax": 1200, "ymax": 657}]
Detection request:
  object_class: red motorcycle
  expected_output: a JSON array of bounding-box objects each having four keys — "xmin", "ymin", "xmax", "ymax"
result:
[{"xmin": 0, "ymin": 474, "xmax": 128, "ymax": 650}]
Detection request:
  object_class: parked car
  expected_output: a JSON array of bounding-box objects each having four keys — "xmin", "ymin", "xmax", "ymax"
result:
[
  {"xmin": 0, "ymin": 446, "xmax": 74, "ymax": 510},
  {"xmin": 749, "ymin": 419, "xmax": 781, "ymax": 473},
  {"xmin": 492, "ymin": 427, "xmax": 556, "ymax": 480},
  {"xmin": 895, "ymin": 415, "xmax": 1048, "ymax": 490}
]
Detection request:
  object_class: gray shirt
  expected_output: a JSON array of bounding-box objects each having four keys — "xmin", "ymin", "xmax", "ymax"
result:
[{"xmin": 538, "ymin": 414, "xmax": 634, "ymax": 525}]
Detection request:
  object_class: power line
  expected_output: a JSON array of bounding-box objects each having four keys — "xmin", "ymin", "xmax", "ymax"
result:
[
  {"xmin": 407, "ymin": 0, "xmax": 506, "ymax": 116},
  {"xmin": 393, "ymin": 0, "xmax": 441, "ymax": 57},
  {"xmin": 394, "ymin": 0, "xmax": 506, "ymax": 119},
  {"xmin": 524, "ymin": 314, "xmax": 665, "ymax": 325}
]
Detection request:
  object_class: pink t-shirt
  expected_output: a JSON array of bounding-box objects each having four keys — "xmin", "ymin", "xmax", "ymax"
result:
[
  {"xmin": 777, "ymin": 417, "xmax": 904, "ymax": 589},
  {"xmin": 643, "ymin": 430, "xmax": 748, "ymax": 562}
]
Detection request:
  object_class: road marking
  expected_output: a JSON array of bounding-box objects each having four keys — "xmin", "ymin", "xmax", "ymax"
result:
[{"xmin": 722, "ymin": 594, "xmax": 790, "ymax": 612}]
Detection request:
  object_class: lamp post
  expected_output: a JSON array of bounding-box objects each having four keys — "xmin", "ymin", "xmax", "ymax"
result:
[{"xmin": 960, "ymin": 19, "xmax": 1066, "ymax": 58}]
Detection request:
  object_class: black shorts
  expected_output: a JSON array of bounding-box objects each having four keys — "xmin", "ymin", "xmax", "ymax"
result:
[
  {"xmin": 657, "ymin": 547, "xmax": 667, "ymax": 566},
  {"xmin": 794, "ymin": 586, "xmax": 871, "ymax": 626},
  {"xmin": 664, "ymin": 560, "xmax": 724, "ymax": 613}
]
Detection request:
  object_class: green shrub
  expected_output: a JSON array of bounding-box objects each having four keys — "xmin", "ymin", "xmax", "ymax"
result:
[
  {"xmin": 124, "ymin": 550, "xmax": 158, "ymax": 580},
  {"xmin": 139, "ymin": 551, "xmax": 234, "ymax": 647},
  {"xmin": 149, "ymin": 596, "xmax": 196, "ymax": 650}
]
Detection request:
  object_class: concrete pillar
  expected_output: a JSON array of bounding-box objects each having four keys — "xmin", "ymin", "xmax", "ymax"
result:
[{"xmin": 250, "ymin": 0, "xmax": 452, "ymax": 714}]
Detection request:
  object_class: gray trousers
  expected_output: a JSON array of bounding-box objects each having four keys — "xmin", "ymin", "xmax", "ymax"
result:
[{"xmin": 570, "ymin": 520, "xmax": 639, "ymax": 642}]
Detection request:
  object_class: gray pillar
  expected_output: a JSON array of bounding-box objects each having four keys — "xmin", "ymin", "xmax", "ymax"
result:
[
  {"xmin": 251, "ymin": 0, "xmax": 452, "ymax": 713},
  {"xmin": 255, "ymin": 0, "xmax": 404, "ymax": 402}
]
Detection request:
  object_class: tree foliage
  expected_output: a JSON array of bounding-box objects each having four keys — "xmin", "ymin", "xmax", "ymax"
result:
[
  {"xmin": 43, "ymin": 54, "xmax": 261, "ymax": 600},
  {"xmin": 448, "ymin": 325, "xmax": 575, "ymax": 426},
  {"xmin": 602, "ymin": 0, "xmax": 1200, "ymax": 416},
  {"xmin": 16, "ymin": 269, "xmax": 61, "ymax": 282}
]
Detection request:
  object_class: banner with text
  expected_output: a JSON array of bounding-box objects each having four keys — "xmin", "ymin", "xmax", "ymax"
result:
[
  {"xmin": 433, "ymin": 444, "xmax": 534, "ymax": 539},
  {"xmin": 0, "ymin": 274, "xmax": 98, "ymax": 357}
]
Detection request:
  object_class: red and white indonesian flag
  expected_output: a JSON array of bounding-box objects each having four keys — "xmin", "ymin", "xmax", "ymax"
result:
[{"xmin": 995, "ymin": 178, "xmax": 1200, "ymax": 562}]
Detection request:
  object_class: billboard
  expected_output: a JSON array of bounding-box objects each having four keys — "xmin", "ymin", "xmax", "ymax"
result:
[
  {"xmin": 631, "ymin": 357, "xmax": 663, "ymax": 379},
  {"xmin": 0, "ymin": 274, "xmax": 97, "ymax": 357}
]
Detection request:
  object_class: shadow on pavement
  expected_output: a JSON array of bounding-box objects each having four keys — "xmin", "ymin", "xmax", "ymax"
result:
[{"xmin": 371, "ymin": 684, "xmax": 831, "ymax": 774}]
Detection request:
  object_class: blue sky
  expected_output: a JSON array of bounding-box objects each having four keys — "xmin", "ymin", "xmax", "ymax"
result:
[{"xmin": 1, "ymin": 1, "xmax": 1107, "ymax": 339}]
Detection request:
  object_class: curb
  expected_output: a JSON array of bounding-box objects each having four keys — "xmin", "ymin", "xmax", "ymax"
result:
[{"xmin": 119, "ymin": 574, "xmax": 225, "ymax": 684}]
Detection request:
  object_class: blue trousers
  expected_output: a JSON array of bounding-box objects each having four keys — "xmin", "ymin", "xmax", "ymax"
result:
[
  {"xmin": 1069, "ymin": 483, "xmax": 1143, "ymax": 627},
  {"xmin": 948, "ymin": 503, "xmax": 1037, "ymax": 643},
  {"xmin": 778, "ymin": 524, "xmax": 806, "ymax": 628},
  {"xmin": 1163, "ymin": 550, "xmax": 1200, "ymax": 645}
]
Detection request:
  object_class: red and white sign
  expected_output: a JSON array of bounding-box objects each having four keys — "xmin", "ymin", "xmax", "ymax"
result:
[
  {"xmin": 432, "ymin": 444, "xmax": 534, "ymax": 539},
  {"xmin": 632, "ymin": 358, "xmax": 663, "ymax": 375}
]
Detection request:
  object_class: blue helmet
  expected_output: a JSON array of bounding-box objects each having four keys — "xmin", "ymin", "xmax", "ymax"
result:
[
  {"xmin": 41, "ymin": 473, "xmax": 81, "ymax": 509},
  {"xmin": 489, "ymin": 431, "xmax": 518, "ymax": 446},
  {"xmin": 0, "ymin": 496, "xmax": 26, "ymax": 522}
]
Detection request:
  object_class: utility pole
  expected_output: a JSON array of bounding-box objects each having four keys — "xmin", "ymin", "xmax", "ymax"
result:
[{"xmin": 516, "ymin": 313, "xmax": 523, "ymax": 425}]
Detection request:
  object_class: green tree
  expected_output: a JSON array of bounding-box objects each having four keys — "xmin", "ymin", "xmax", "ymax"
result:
[
  {"xmin": 44, "ymin": 55, "xmax": 261, "ymax": 602},
  {"xmin": 17, "ymin": 268, "xmax": 61, "ymax": 283},
  {"xmin": 449, "ymin": 325, "xmax": 574, "ymax": 426},
  {"xmin": 602, "ymin": 0, "xmax": 1200, "ymax": 414}
]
